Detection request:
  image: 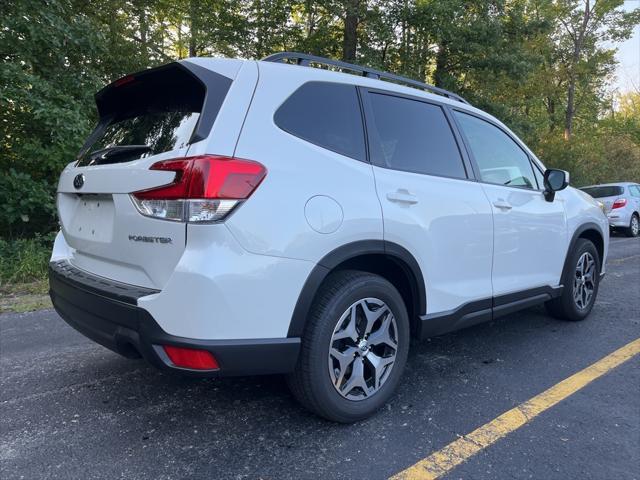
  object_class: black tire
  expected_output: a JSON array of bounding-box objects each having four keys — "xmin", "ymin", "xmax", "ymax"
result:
[
  {"xmin": 625, "ymin": 213, "xmax": 639, "ymax": 237},
  {"xmin": 545, "ymin": 238, "xmax": 601, "ymax": 321},
  {"xmin": 286, "ymin": 270, "xmax": 410, "ymax": 423}
]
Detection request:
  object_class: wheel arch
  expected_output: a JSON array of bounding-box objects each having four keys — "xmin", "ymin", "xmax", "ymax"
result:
[
  {"xmin": 287, "ymin": 240, "xmax": 426, "ymax": 338},
  {"xmin": 565, "ymin": 223, "xmax": 605, "ymax": 273}
]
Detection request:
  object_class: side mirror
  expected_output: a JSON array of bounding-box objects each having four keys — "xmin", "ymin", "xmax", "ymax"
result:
[{"xmin": 543, "ymin": 169, "xmax": 569, "ymax": 202}]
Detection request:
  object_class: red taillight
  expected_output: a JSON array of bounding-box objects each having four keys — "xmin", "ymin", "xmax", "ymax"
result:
[
  {"xmin": 131, "ymin": 155, "xmax": 266, "ymax": 223},
  {"xmin": 611, "ymin": 198, "xmax": 627, "ymax": 209},
  {"xmin": 163, "ymin": 345, "xmax": 219, "ymax": 370},
  {"xmin": 136, "ymin": 155, "xmax": 266, "ymax": 200}
]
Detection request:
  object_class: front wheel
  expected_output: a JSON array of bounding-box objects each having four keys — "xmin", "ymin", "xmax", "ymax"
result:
[
  {"xmin": 287, "ymin": 270, "xmax": 410, "ymax": 423},
  {"xmin": 545, "ymin": 238, "xmax": 601, "ymax": 321}
]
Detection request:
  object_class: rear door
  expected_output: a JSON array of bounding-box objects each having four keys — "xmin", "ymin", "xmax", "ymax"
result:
[
  {"xmin": 56, "ymin": 60, "xmax": 255, "ymax": 289},
  {"xmin": 361, "ymin": 89, "xmax": 494, "ymax": 316},
  {"xmin": 451, "ymin": 110, "xmax": 568, "ymax": 296}
]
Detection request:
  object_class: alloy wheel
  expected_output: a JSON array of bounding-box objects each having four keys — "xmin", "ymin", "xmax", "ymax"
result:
[
  {"xmin": 328, "ymin": 298, "xmax": 398, "ymax": 401},
  {"xmin": 573, "ymin": 252, "xmax": 596, "ymax": 310}
]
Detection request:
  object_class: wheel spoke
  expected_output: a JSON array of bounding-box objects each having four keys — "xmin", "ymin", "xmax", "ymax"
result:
[
  {"xmin": 329, "ymin": 346, "xmax": 358, "ymax": 387},
  {"xmin": 362, "ymin": 299, "xmax": 389, "ymax": 336},
  {"xmin": 332, "ymin": 305, "xmax": 358, "ymax": 342},
  {"xmin": 366, "ymin": 351, "xmax": 395, "ymax": 389},
  {"xmin": 340, "ymin": 357, "xmax": 369, "ymax": 398},
  {"xmin": 367, "ymin": 312, "xmax": 397, "ymax": 350},
  {"xmin": 576, "ymin": 256, "xmax": 584, "ymax": 275}
]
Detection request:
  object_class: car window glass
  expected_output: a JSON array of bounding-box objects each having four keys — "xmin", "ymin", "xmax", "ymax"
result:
[
  {"xmin": 454, "ymin": 111, "xmax": 536, "ymax": 189},
  {"xmin": 580, "ymin": 186, "xmax": 624, "ymax": 198},
  {"xmin": 532, "ymin": 163, "xmax": 544, "ymax": 190},
  {"xmin": 366, "ymin": 93, "xmax": 466, "ymax": 178},
  {"xmin": 274, "ymin": 82, "xmax": 366, "ymax": 161},
  {"xmin": 630, "ymin": 186, "xmax": 640, "ymax": 197}
]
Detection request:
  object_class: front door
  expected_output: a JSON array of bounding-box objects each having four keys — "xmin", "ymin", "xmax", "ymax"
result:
[{"xmin": 452, "ymin": 110, "xmax": 568, "ymax": 296}]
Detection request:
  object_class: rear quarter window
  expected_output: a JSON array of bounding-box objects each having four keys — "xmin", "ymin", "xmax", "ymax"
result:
[{"xmin": 274, "ymin": 82, "xmax": 366, "ymax": 161}]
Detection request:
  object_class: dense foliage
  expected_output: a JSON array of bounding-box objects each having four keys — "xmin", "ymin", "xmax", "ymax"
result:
[{"xmin": 1, "ymin": 0, "xmax": 639, "ymax": 242}]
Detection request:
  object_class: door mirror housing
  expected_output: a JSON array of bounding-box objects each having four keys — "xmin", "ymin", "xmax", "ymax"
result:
[{"xmin": 543, "ymin": 169, "xmax": 569, "ymax": 201}]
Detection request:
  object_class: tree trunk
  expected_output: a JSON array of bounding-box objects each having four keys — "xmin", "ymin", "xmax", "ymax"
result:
[
  {"xmin": 189, "ymin": 0, "xmax": 198, "ymax": 57},
  {"xmin": 434, "ymin": 43, "xmax": 448, "ymax": 88},
  {"xmin": 564, "ymin": 80, "xmax": 576, "ymax": 140},
  {"xmin": 342, "ymin": 0, "xmax": 360, "ymax": 62},
  {"xmin": 546, "ymin": 96, "xmax": 556, "ymax": 132},
  {"xmin": 306, "ymin": 0, "xmax": 315, "ymax": 39},
  {"xmin": 564, "ymin": 0, "xmax": 591, "ymax": 140}
]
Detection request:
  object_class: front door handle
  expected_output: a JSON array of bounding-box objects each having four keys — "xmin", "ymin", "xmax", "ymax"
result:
[
  {"xmin": 387, "ymin": 190, "xmax": 419, "ymax": 205},
  {"xmin": 493, "ymin": 200, "xmax": 512, "ymax": 210}
]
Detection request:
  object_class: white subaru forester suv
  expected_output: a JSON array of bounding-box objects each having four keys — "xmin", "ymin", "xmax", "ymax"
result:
[{"xmin": 49, "ymin": 53, "xmax": 609, "ymax": 422}]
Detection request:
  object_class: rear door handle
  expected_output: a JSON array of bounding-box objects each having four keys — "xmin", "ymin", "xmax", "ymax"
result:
[
  {"xmin": 492, "ymin": 200, "xmax": 512, "ymax": 210},
  {"xmin": 386, "ymin": 190, "xmax": 419, "ymax": 205}
]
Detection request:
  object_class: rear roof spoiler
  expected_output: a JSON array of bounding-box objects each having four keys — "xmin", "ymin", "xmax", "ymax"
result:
[{"xmin": 87, "ymin": 61, "xmax": 232, "ymax": 160}]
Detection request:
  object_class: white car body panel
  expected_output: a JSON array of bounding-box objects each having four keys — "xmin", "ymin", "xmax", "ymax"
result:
[
  {"xmin": 138, "ymin": 224, "xmax": 314, "ymax": 340},
  {"xmin": 372, "ymin": 168, "xmax": 494, "ymax": 314},
  {"xmin": 480, "ymin": 183, "xmax": 568, "ymax": 295},
  {"xmin": 228, "ymin": 62, "xmax": 384, "ymax": 261}
]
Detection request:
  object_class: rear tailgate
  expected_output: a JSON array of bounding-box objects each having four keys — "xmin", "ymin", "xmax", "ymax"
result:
[{"xmin": 56, "ymin": 59, "xmax": 257, "ymax": 289}]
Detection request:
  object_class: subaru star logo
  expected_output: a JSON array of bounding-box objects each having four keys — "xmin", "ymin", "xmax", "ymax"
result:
[{"xmin": 73, "ymin": 174, "xmax": 85, "ymax": 189}]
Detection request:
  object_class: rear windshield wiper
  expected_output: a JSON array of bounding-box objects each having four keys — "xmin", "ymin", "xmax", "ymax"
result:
[{"xmin": 88, "ymin": 145, "xmax": 152, "ymax": 165}]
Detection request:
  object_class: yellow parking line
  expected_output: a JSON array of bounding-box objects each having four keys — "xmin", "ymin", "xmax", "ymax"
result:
[{"xmin": 390, "ymin": 337, "xmax": 640, "ymax": 480}]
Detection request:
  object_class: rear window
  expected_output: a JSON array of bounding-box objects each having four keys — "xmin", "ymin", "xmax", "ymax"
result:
[
  {"xmin": 274, "ymin": 82, "xmax": 366, "ymax": 161},
  {"xmin": 77, "ymin": 63, "xmax": 230, "ymax": 166},
  {"xmin": 581, "ymin": 186, "xmax": 624, "ymax": 198},
  {"xmin": 367, "ymin": 93, "xmax": 467, "ymax": 179}
]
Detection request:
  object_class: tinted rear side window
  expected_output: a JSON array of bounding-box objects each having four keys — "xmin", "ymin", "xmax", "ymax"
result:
[
  {"xmin": 366, "ymin": 93, "xmax": 466, "ymax": 179},
  {"xmin": 581, "ymin": 186, "xmax": 624, "ymax": 198},
  {"xmin": 274, "ymin": 82, "xmax": 366, "ymax": 161}
]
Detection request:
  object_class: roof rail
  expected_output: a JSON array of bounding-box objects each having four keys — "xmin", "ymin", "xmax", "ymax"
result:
[{"xmin": 262, "ymin": 52, "xmax": 470, "ymax": 105}]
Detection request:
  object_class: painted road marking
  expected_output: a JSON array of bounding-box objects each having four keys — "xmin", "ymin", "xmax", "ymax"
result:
[{"xmin": 390, "ymin": 337, "xmax": 640, "ymax": 480}]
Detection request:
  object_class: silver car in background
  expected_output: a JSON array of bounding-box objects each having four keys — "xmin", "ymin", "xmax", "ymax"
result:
[{"xmin": 581, "ymin": 183, "xmax": 640, "ymax": 237}]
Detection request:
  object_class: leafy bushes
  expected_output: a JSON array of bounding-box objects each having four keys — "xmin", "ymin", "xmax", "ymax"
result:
[
  {"xmin": 0, "ymin": 235, "xmax": 54, "ymax": 285},
  {"xmin": 536, "ymin": 131, "xmax": 640, "ymax": 187}
]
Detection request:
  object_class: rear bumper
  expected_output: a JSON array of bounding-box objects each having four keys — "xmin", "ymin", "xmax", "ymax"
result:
[{"xmin": 49, "ymin": 260, "xmax": 300, "ymax": 377}]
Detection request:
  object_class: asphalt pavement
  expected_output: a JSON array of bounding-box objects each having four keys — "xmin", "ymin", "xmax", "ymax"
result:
[{"xmin": 1, "ymin": 235, "xmax": 638, "ymax": 480}]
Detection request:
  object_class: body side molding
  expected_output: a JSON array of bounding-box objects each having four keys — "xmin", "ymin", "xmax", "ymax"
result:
[{"xmin": 418, "ymin": 285, "xmax": 564, "ymax": 339}]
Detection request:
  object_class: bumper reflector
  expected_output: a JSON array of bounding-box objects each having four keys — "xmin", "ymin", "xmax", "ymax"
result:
[{"xmin": 163, "ymin": 345, "xmax": 219, "ymax": 370}]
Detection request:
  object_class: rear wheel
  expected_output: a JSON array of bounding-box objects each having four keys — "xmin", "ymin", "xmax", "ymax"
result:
[
  {"xmin": 545, "ymin": 238, "xmax": 600, "ymax": 321},
  {"xmin": 287, "ymin": 270, "xmax": 409, "ymax": 423},
  {"xmin": 625, "ymin": 213, "xmax": 639, "ymax": 237}
]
